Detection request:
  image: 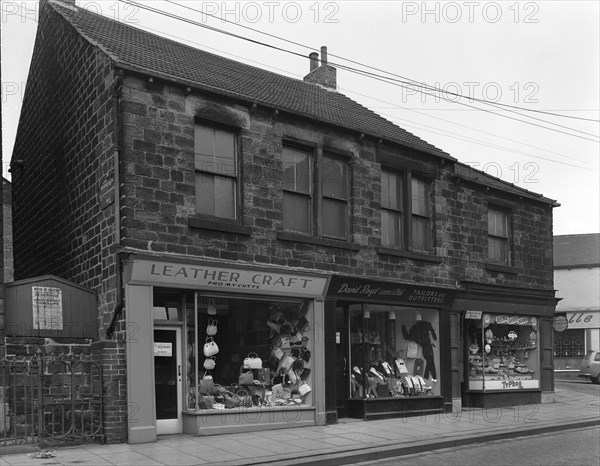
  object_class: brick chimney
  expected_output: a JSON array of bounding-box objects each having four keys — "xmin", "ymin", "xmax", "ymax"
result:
[{"xmin": 303, "ymin": 46, "xmax": 337, "ymax": 90}]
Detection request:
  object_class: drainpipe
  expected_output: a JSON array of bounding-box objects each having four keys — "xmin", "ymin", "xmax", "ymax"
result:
[{"xmin": 106, "ymin": 69, "xmax": 124, "ymax": 339}]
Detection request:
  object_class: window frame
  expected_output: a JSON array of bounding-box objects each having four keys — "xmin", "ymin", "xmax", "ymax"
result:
[
  {"xmin": 281, "ymin": 142, "xmax": 351, "ymax": 241},
  {"xmin": 380, "ymin": 168, "xmax": 433, "ymax": 254},
  {"xmin": 487, "ymin": 205, "xmax": 511, "ymax": 265},
  {"xmin": 193, "ymin": 120, "xmax": 241, "ymax": 221}
]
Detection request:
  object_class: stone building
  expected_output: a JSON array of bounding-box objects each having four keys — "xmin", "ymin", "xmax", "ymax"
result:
[{"xmin": 8, "ymin": 0, "xmax": 559, "ymax": 444}]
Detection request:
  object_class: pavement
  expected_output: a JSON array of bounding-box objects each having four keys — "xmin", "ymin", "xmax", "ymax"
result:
[{"xmin": 1, "ymin": 382, "xmax": 599, "ymax": 466}]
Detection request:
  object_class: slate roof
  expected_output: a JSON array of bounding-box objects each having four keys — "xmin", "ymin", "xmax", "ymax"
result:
[
  {"xmin": 48, "ymin": 0, "xmax": 451, "ymax": 159},
  {"xmin": 454, "ymin": 162, "xmax": 559, "ymax": 205},
  {"xmin": 554, "ymin": 234, "xmax": 600, "ymax": 268}
]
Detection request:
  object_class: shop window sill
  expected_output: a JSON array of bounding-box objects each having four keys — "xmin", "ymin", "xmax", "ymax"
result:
[
  {"xmin": 188, "ymin": 216, "xmax": 252, "ymax": 235},
  {"xmin": 277, "ymin": 231, "xmax": 360, "ymax": 251},
  {"xmin": 377, "ymin": 247, "xmax": 442, "ymax": 263},
  {"xmin": 484, "ymin": 262, "xmax": 518, "ymax": 275}
]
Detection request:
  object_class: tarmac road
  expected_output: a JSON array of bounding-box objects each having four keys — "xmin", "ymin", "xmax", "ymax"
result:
[{"xmin": 353, "ymin": 426, "xmax": 600, "ymax": 466}]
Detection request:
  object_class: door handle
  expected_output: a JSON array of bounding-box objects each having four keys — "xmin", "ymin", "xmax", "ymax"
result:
[
  {"xmin": 343, "ymin": 357, "xmax": 347, "ymax": 375},
  {"xmin": 178, "ymin": 365, "xmax": 181, "ymax": 377}
]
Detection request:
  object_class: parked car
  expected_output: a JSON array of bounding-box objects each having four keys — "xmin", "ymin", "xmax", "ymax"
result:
[{"xmin": 578, "ymin": 350, "xmax": 600, "ymax": 384}]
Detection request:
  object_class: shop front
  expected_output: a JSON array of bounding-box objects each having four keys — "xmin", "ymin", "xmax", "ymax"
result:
[
  {"xmin": 455, "ymin": 282, "xmax": 557, "ymax": 408},
  {"xmin": 553, "ymin": 311, "xmax": 599, "ymax": 372},
  {"xmin": 324, "ymin": 275, "xmax": 457, "ymax": 421},
  {"xmin": 122, "ymin": 255, "xmax": 329, "ymax": 443}
]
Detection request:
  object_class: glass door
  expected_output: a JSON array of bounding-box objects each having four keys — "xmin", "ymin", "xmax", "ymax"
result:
[
  {"xmin": 335, "ymin": 305, "xmax": 349, "ymax": 417},
  {"xmin": 154, "ymin": 327, "xmax": 182, "ymax": 435}
]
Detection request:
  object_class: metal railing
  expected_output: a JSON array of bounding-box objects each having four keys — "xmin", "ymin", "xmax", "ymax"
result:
[{"xmin": 0, "ymin": 349, "xmax": 103, "ymax": 447}]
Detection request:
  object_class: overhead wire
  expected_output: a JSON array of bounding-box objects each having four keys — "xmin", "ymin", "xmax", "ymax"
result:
[
  {"xmin": 117, "ymin": 0, "xmax": 599, "ymax": 151},
  {"xmin": 163, "ymin": 0, "xmax": 600, "ymax": 124},
  {"xmin": 121, "ymin": 15, "xmax": 596, "ymax": 171}
]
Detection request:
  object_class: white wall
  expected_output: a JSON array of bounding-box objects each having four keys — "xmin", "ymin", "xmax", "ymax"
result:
[{"xmin": 555, "ymin": 267, "xmax": 600, "ymax": 311}]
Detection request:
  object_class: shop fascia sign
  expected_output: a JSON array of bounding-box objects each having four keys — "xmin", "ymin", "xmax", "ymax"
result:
[
  {"xmin": 327, "ymin": 276, "xmax": 456, "ymax": 306},
  {"xmin": 126, "ymin": 258, "xmax": 329, "ymax": 299},
  {"xmin": 564, "ymin": 311, "xmax": 599, "ymax": 329}
]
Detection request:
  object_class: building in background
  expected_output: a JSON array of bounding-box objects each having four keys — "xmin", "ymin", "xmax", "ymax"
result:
[
  {"xmin": 6, "ymin": 0, "xmax": 559, "ymax": 444},
  {"xmin": 553, "ymin": 234, "xmax": 600, "ymax": 374}
]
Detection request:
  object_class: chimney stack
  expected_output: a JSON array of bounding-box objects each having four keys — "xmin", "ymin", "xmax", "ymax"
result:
[
  {"xmin": 309, "ymin": 52, "xmax": 319, "ymax": 72},
  {"xmin": 303, "ymin": 46, "xmax": 337, "ymax": 90},
  {"xmin": 320, "ymin": 46, "xmax": 328, "ymax": 65}
]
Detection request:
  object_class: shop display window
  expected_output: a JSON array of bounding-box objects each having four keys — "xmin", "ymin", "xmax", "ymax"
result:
[
  {"xmin": 349, "ymin": 305, "xmax": 440, "ymax": 398},
  {"xmin": 185, "ymin": 295, "xmax": 313, "ymax": 411},
  {"xmin": 467, "ymin": 314, "xmax": 540, "ymax": 391}
]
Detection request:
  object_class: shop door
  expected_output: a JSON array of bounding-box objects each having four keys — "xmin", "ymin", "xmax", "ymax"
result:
[
  {"xmin": 154, "ymin": 327, "xmax": 182, "ymax": 435},
  {"xmin": 335, "ymin": 305, "xmax": 350, "ymax": 418}
]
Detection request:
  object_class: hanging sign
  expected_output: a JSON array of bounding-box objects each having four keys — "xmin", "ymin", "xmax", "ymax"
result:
[{"xmin": 465, "ymin": 310, "xmax": 482, "ymax": 319}]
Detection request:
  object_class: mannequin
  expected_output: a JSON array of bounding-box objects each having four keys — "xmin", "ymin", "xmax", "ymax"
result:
[{"xmin": 402, "ymin": 314, "xmax": 438, "ymax": 381}]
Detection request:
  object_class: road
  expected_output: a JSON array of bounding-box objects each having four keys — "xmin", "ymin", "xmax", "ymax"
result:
[
  {"xmin": 353, "ymin": 426, "xmax": 600, "ymax": 466},
  {"xmin": 555, "ymin": 378, "xmax": 600, "ymax": 396}
]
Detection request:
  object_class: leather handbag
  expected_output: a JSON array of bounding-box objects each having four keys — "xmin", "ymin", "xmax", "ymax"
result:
[
  {"xmin": 238, "ymin": 365, "xmax": 254, "ymax": 385},
  {"xmin": 279, "ymin": 354, "xmax": 295, "ymax": 372},
  {"xmin": 243, "ymin": 352, "xmax": 263, "ymax": 369},
  {"xmin": 203, "ymin": 356, "xmax": 216, "ymax": 370},
  {"xmin": 206, "ymin": 318, "xmax": 218, "ymax": 336},
  {"xmin": 298, "ymin": 381, "xmax": 311, "ymax": 397},
  {"xmin": 203, "ymin": 337, "xmax": 219, "ymax": 357},
  {"xmin": 407, "ymin": 341, "xmax": 418, "ymax": 359},
  {"xmin": 199, "ymin": 373, "xmax": 214, "ymax": 394}
]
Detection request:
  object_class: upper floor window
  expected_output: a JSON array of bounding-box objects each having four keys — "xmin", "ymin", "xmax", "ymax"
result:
[
  {"xmin": 411, "ymin": 178, "xmax": 431, "ymax": 252},
  {"xmin": 488, "ymin": 207, "xmax": 509, "ymax": 264},
  {"xmin": 194, "ymin": 123, "xmax": 238, "ymax": 219},
  {"xmin": 381, "ymin": 169, "xmax": 432, "ymax": 252},
  {"xmin": 283, "ymin": 146, "xmax": 312, "ymax": 233},
  {"xmin": 381, "ymin": 169, "xmax": 404, "ymax": 248},
  {"xmin": 322, "ymin": 153, "xmax": 349, "ymax": 239},
  {"xmin": 282, "ymin": 145, "xmax": 350, "ymax": 240}
]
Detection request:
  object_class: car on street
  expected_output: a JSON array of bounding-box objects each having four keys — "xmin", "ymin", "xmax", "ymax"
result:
[{"xmin": 578, "ymin": 350, "xmax": 600, "ymax": 384}]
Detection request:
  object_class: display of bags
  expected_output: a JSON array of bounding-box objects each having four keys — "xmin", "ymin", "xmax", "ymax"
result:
[
  {"xmin": 203, "ymin": 357, "xmax": 216, "ymax": 370},
  {"xmin": 203, "ymin": 337, "xmax": 219, "ymax": 357},
  {"xmin": 206, "ymin": 318, "xmax": 218, "ymax": 336},
  {"xmin": 243, "ymin": 352, "xmax": 263, "ymax": 369},
  {"xmin": 238, "ymin": 366, "xmax": 254, "ymax": 386}
]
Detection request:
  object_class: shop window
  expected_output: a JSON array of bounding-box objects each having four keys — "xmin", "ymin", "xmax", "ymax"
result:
[
  {"xmin": 282, "ymin": 144, "xmax": 350, "ymax": 240},
  {"xmin": 349, "ymin": 305, "xmax": 440, "ymax": 399},
  {"xmin": 185, "ymin": 296, "xmax": 313, "ymax": 411},
  {"xmin": 153, "ymin": 292, "xmax": 182, "ymax": 321},
  {"xmin": 466, "ymin": 314, "xmax": 540, "ymax": 391},
  {"xmin": 194, "ymin": 123, "xmax": 238, "ymax": 219},
  {"xmin": 487, "ymin": 207, "xmax": 510, "ymax": 264},
  {"xmin": 380, "ymin": 169, "xmax": 432, "ymax": 252},
  {"xmin": 553, "ymin": 329, "xmax": 585, "ymax": 358}
]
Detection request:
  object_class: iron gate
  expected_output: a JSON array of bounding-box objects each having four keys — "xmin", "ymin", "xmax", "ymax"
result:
[{"xmin": 0, "ymin": 349, "xmax": 103, "ymax": 447}]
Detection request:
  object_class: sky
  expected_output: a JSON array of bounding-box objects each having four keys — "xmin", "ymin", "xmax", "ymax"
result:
[{"xmin": 2, "ymin": 0, "xmax": 599, "ymax": 236}]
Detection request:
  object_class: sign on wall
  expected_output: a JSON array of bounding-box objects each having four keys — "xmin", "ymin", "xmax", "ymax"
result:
[
  {"xmin": 564, "ymin": 311, "xmax": 599, "ymax": 329},
  {"xmin": 32, "ymin": 286, "xmax": 63, "ymax": 330},
  {"xmin": 327, "ymin": 275, "xmax": 456, "ymax": 307},
  {"xmin": 126, "ymin": 259, "xmax": 329, "ymax": 299}
]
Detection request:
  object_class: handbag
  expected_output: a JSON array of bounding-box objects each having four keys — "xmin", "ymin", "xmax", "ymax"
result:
[
  {"xmin": 279, "ymin": 354, "xmax": 295, "ymax": 372},
  {"xmin": 206, "ymin": 318, "xmax": 218, "ymax": 336},
  {"xmin": 203, "ymin": 337, "xmax": 219, "ymax": 357},
  {"xmin": 238, "ymin": 365, "xmax": 255, "ymax": 386},
  {"xmin": 257, "ymin": 368, "xmax": 272, "ymax": 385},
  {"xmin": 203, "ymin": 357, "xmax": 216, "ymax": 370},
  {"xmin": 272, "ymin": 347, "xmax": 284, "ymax": 360},
  {"xmin": 279, "ymin": 336, "xmax": 291, "ymax": 349},
  {"xmin": 407, "ymin": 341, "xmax": 418, "ymax": 359},
  {"xmin": 298, "ymin": 381, "xmax": 311, "ymax": 397},
  {"xmin": 199, "ymin": 373, "xmax": 214, "ymax": 394},
  {"xmin": 243, "ymin": 352, "xmax": 263, "ymax": 369}
]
